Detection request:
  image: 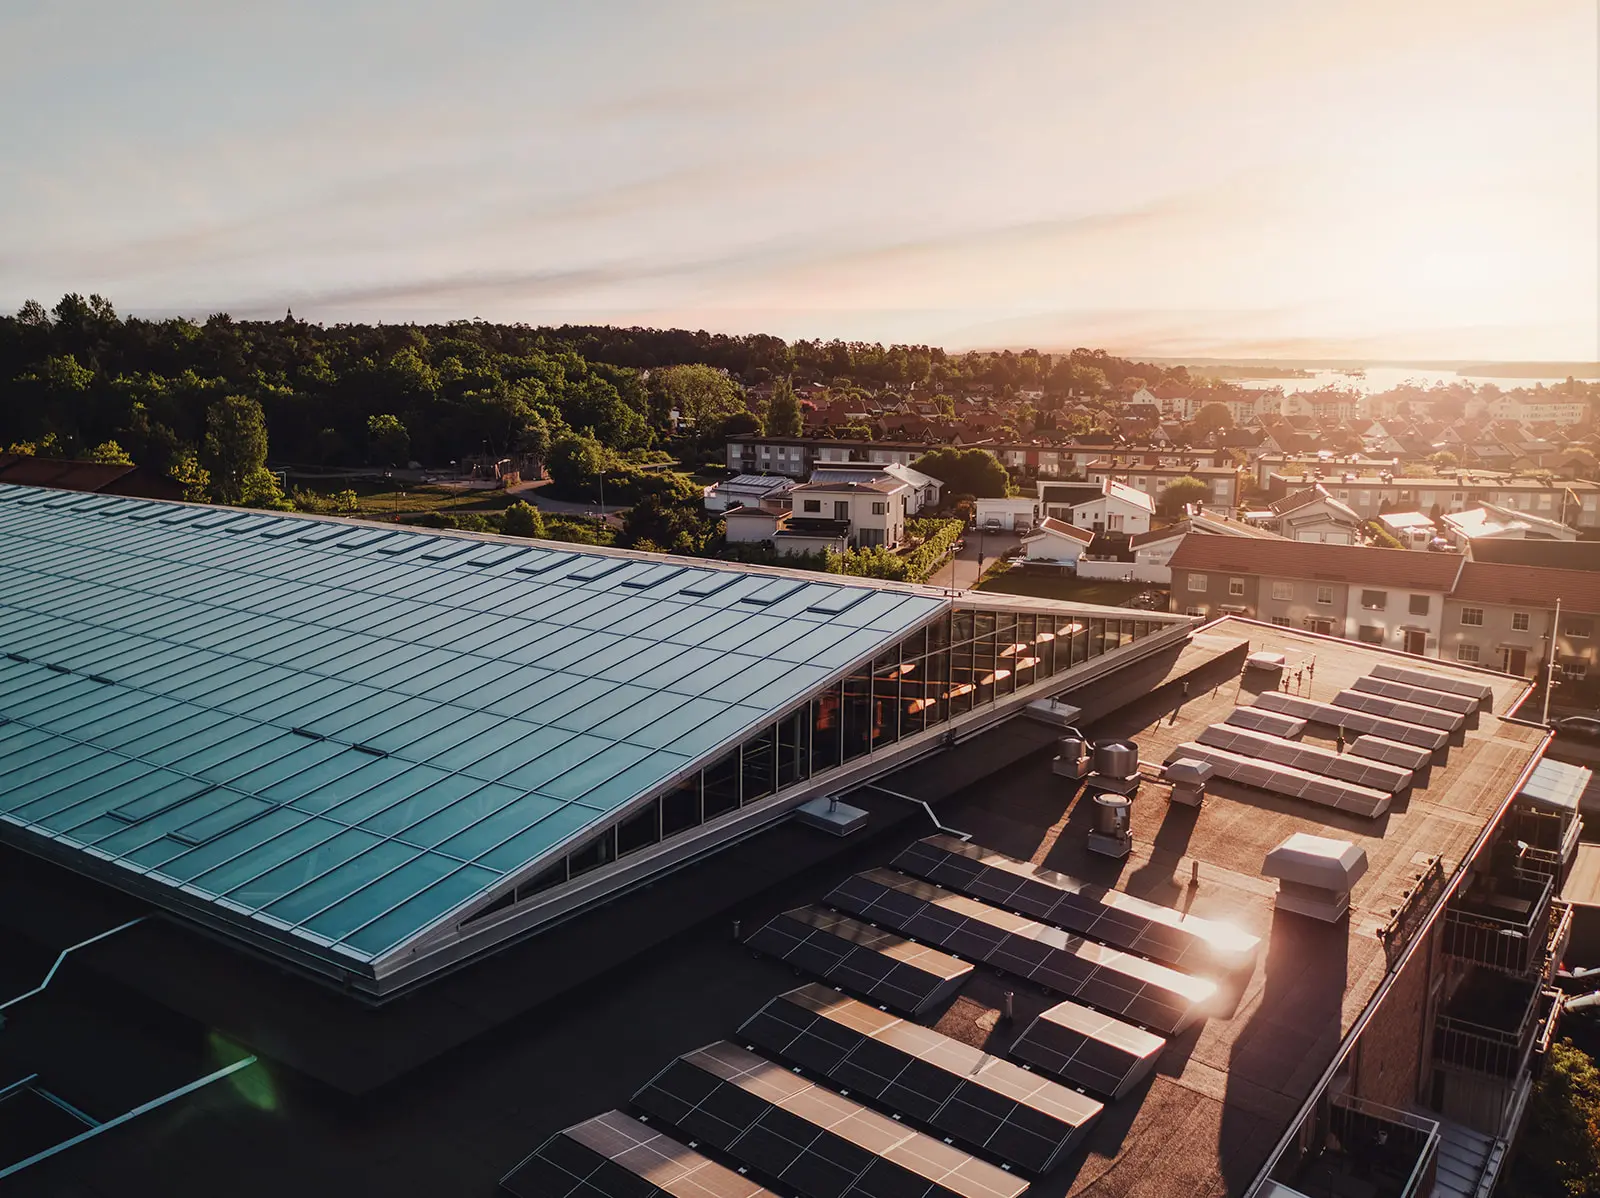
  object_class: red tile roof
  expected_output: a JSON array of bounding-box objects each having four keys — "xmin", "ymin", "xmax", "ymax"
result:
[
  {"xmin": 1032, "ymin": 516, "xmax": 1094, "ymax": 544},
  {"xmin": 1168, "ymin": 536, "xmax": 1465, "ymax": 591},
  {"xmin": 1451, "ymin": 561, "xmax": 1600, "ymax": 615}
]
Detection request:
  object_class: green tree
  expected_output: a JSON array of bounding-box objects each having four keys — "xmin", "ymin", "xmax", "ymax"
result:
[
  {"xmin": 169, "ymin": 451, "xmax": 211, "ymax": 502},
  {"xmin": 1504, "ymin": 1038, "xmax": 1600, "ymax": 1198},
  {"xmin": 501, "ymin": 500, "xmax": 547, "ymax": 538},
  {"xmin": 89, "ymin": 440, "xmax": 133, "ymax": 465},
  {"xmin": 1429, "ymin": 450, "xmax": 1459, "ymax": 470},
  {"xmin": 202, "ymin": 395, "xmax": 270, "ymax": 503},
  {"xmin": 238, "ymin": 467, "xmax": 294, "ymax": 510},
  {"xmin": 650, "ymin": 364, "xmax": 748, "ymax": 430},
  {"xmin": 766, "ymin": 377, "xmax": 804, "ymax": 437},
  {"xmin": 367, "ymin": 413, "xmax": 410, "ymax": 465},
  {"xmin": 1189, "ymin": 403, "xmax": 1234, "ymax": 439},
  {"xmin": 913, "ymin": 447, "xmax": 1010, "ymax": 499},
  {"xmin": 546, "ymin": 432, "xmax": 608, "ymax": 500},
  {"xmin": 1160, "ymin": 476, "xmax": 1212, "ymax": 516}
]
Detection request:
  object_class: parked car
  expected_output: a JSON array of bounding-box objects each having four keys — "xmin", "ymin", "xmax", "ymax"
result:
[{"xmin": 1555, "ymin": 715, "xmax": 1600, "ymax": 740}]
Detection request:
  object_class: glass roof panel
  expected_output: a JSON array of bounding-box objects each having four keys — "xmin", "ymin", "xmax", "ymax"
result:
[{"xmin": 0, "ymin": 487, "xmax": 1169, "ymax": 976}]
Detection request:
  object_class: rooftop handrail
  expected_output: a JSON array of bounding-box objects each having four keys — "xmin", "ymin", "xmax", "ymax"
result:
[{"xmin": 0, "ymin": 916, "xmax": 145, "ymax": 1019}]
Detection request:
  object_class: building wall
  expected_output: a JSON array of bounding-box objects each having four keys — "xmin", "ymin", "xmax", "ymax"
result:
[
  {"xmin": 1353, "ymin": 934, "xmax": 1434, "ymax": 1110},
  {"xmin": 1174, "ymin": 567, "xmax": 1261, "ymax": 619},
  {"xmin": 1440, "ymin": 599, "xmax": 1551, "ymax": 676}
]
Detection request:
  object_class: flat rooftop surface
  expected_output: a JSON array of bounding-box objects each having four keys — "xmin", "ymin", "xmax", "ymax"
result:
[{"xmin": 0, "ymin": 621, "xmax": 1545, "ymax": 1198}]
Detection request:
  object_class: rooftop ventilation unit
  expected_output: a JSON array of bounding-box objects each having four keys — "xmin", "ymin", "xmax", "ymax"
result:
[
  {"xmin": 1087, "ymin": 792, "xmax": 1134, "ymax": 859},
  {"xmin": 1087, "ymin": 739, "xmax": 1141, "ymax": 795},
  {"xmin": 1053, "ymin": 734, "xmax": 1090, "ymax": 779},
  {"xmin": 1027, "ymin": 697, "xmax": 1085, "ymax": 729},
  {"xmin": 1163, "ymin": 757, "xmax": 1214, "ymax": 807},
  {"xmin": 1262, "ymin": 833, "xmax": 1368, "ymax": 922}
]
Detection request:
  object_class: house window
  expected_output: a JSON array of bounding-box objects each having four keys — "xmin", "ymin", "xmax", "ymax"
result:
[
  {"xmin": 1271, "ymin": 581, "xmax": 1293, "ymax": 601},
  {"xmin": 1229, "ymin": 577, "xmax": 1245, "ymax": 597},
  {"xmin": 1457, "ymin": 643, "xmax": 1480, "ymax": 663},
  {"xmin": 1188, "ymin": 575, "xmax": 1208, "ymax": 592},
  {"xmin": 1563, "ymin": 658, "xmax": 1588, "ymax": 679},
  {"xmin": 1304, "ymin": 617, "xmax": 1334, "ymax": 635},
  {"xmin": 1271, "ymin": 617, "xmax": 1291, "ymax": 627},
  {"xmin": 803, "ymin": 500, "xmax": 821, "ymax": 513},
  {"xmin": 1512, "ymin": 611, "xmax": 1530, "ymax": 631},
  {"xmin": 1185, "ymin": 606, "xmax": 1206, "ymax": 617},
  {"xmin": 1565, "ymin": 619, "xmax": 1593, "ymax": 639},
  {"xmin": 1316, "ymin": 586, "xmax": 1335, "ymax": 605},
  {"xmin": 1409, "ymin": 595, "xmax": 1429, "ymax": 616},
  {"xmin": 871, "ymin": 502, "xmax": 887, "ymax": 515},
  {"xmin": 1460, "ymin": 608, "xmax": 1484, "ymax": 626},
  {"xmin": 1108, "ymin": 514, "xmax": 1124, "ymax": 531},
  {"xmin": 1357, "ymin": 625, "xmax": 1384, "ymax": 644},
  {"xmin": 1360, "ymin": 590, "xmax": 1386, "ymax": 610}
]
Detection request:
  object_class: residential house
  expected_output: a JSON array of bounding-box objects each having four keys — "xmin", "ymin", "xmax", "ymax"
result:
[
  {"xmin": 1020, "ymin": 518, "xmax": 1094, "ymax": 567},
  {"xmin": 1444, "ymin": 561, "xmax": 1600, "ymax": 679},
  {"xmin": 785, "ymin": 479, "xmax": 910, "ymax": 548},
  {"xmin": 807, "ymin": 461, "xmax": 942, "ymax": 515},
  {"xmin": 1168, "ymin": 536, "xmax": 1464, "ymax": 653},
  {"xmin": 973, "ymin": 497, "xmax": 1039, "ymax": 531},
  {"xmin": 1036, "ymin": 478, "xmax": 1154, "ymax": 534},
  {"xmin": 1268, "ymin": 485, "xmax": 1365, "ymax": 544},
  {"xmin": 1468, "ymin": 539, "xmax": 1600, "ymax": 571},
  {"xmin": 1377, "ymin": 510, "xmax": 1440, "ymax": 550},
  {"xmin": 1261, "ymin": 471, "xmax": 1600, "ymax": 529},
  {"xmin": 703, "ymin": 474, "xmax": 796, "ymax": 513},
  {"xmin": 1440, "ymin": 503, "xmax": 1579, "ymax": 549}
]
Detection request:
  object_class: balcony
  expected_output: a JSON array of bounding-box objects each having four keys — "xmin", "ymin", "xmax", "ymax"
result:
[
  {"xmin": 1442, "ymin": 869, "xmax": 1554, "ymax": 976},
  {"xmin": 1433, "ymin": 967, "xmax": 1541, "ymax": 1080},
  {"xmin": 1501, "ymin": 803, "xmax": 1582, "ymax": 890},
  {"xmin": 1272, "ymin": 1096, "xmax": 1440, "ymax": 1198}
]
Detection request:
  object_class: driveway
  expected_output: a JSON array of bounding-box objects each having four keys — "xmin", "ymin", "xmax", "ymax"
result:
[{"xmin": 926, "ymin": 529, "xmax": 1021, "ymax": 591}]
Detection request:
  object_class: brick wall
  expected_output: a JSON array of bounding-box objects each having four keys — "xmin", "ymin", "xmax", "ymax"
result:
[{"xmin": 1352, "ymin": 930, "xmax": 1436, "ymax": 1109}]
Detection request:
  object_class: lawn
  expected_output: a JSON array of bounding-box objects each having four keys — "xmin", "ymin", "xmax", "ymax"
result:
[
  {"xmin": 975, "ymin": 565, "xmax": 1161, "ymax": 609},
  {"xmin": 287, "ymin": 474, "xmax": 524, "ymax": 521}
]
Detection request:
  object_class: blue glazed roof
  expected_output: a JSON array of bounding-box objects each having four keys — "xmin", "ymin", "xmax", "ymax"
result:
[{"xmin": 0, "ymin": 484, "xmax": 943, "ymax": 968}]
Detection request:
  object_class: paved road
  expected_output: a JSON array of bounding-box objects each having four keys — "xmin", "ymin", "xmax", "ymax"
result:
[
  {"xmin": 926, "ymin": 530, "xmax": 1021, "ymax": 591},
  {"xmin": 510, "ymin": 479, "xmax": 629, "ymax": 518}
]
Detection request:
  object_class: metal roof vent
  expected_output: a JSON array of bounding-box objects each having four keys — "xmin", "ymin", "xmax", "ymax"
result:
[
  {"xmin": 1053, "ymin": 735, "xmax": 1089, "ymax": 780},
  {"xmin": 1163, "ymin": 757, "xmax": 1213, "ymax": 808},
  {"xmin": 1262, "ymin": 833, "xmax": 1368, "ymax": 922}
]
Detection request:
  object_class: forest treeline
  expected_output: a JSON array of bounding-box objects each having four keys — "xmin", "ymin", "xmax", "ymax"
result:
[{"xmin": 0, "ymin": 294, "xmax": 1191, "ymax": 483}]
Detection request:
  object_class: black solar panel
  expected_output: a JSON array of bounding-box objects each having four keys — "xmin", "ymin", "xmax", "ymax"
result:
[
  {"xmin": 740, "ymin": 985, "xmax": 1102, "ymax": 1174},
  {"xmin": 633, "ymin": 1044, "xmax": 1028, "ymax": 1198},
  {"xmin": 501, "ymin": 1111, "xmax": 779, "ymax": 1198},
  {"xmin": 1251, "ymin": 691, "xmax": 1449, "ymax": 751},
  {"xmin": 1223, "ymin": 707, "xmax": 1306, "ymax": 738},
  {"xmin": 1331, "ymin": 689, "xmax": 1463, "ymax": 734},
  {"xmin": 1195, "ymin": 724, "xmax": 1412, "ymax": 795},
  {"xmin": 744, "ymin": 906, "xmax": 972, "ymax": 1015},
  {"xmin": 1369, "ymin": 661, "xmax": 1493, "ymax": 709},
  {"xmin": 1008, "ymin": 1000, "xmax": 1166, "ymax": 1100},
  {"xmin": 1166, "ymin": 742, "xmax": 1392, "ymax": 818},
  {"xmin": 1350, "ymin": 675, "xmax": 1478, "ymax": 718},
  {"xmin": 824, "ymin": 870, "xmax": 1214, "ymax": 1036},
  {"xmin": 891, "ymin": 837, "xmax": 1260, "ymax": 977}
]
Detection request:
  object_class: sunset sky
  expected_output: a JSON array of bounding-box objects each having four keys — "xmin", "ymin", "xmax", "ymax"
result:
[{"xmin": 2, "ymin": 0, "xmax": 1595, "ymax": 360}]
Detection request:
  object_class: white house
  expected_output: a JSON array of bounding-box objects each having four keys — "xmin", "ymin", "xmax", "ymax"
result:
[
  {"xmin": 1441, "ymin": 503, "xmax": 1579, "ymax": 549},
  {"xmin": 787, "ymin": 479, "xmax": 910, "ymax": 548},
  {"xmin": 1270, "ymin": 485, "xmax": 1364, "ymax": 544},
  {"xmin": 1377, "ymin": 510, "xmax": 1439, "ymax": 550},
  {"xmin": 1062, "ymin": 479, "xmax": 1154, "ymax": 535},
  {"xmin": 723, "ymin": 507, "xmax": 784, "ymax": 543},
  {"xmin": 704, "ymin": 474, "xmax": 795, "ymax": 513},
  {"xmin": 807, "ymin": 461, "xmax": 943, "ymax": 515},
  {"xmin": 1021, "ymin": 518, "xmax": 1094, "ymax": 567}
]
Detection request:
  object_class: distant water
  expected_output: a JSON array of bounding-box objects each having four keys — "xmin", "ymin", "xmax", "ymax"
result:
[{"xmin": 1230, "ymin": 366, "xmax": 1597, "ymax": 395}]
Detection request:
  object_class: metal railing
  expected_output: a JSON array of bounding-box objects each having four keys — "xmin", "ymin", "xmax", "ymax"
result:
[
  {"xmin": 1434, "ymin": 992, "xmax": 1541, "ymax": 1080},
  {"xmin": 1443, "ymin": 871, "xmax": 1553, "ymax": 976},
  {"xmin": 0, "ymin": 916, "xmax": 145, "ymax": 1022}
]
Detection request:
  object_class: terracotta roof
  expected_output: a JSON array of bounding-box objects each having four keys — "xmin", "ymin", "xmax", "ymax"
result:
[
  {"xmin": 1029, "ymin": 516, "xmax": 1094, "ymax": 544},
  {"xmin": 1128, "ymin": 523, "xmax": 1187, "ymax": 547},
  {"xmin": 1270, "ymin": 486, "xmax": 1325, "ymax": 515},
  {"xmin": 1168, "ymin": 536, "xmax": 1465, "ymax": 591},
  {"xmin": 1451, "ymin": 561, "xmax": 1600, "ymax": 614}
]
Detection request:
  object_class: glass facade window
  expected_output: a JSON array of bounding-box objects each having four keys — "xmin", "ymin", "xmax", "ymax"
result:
[{"xmin": 523, "ymin": 602, "xmax": 1176, "ymax": 911}]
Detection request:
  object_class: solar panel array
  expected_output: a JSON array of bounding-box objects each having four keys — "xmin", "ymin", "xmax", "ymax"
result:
[
  {"xmin": 1008, "ymin": 1000, "xmax": 1167, "ymax": 1100},
  {"xmin": 1223, "ymin": 708, "xmax": 1306, "ymax": 739},
  {"xmin": 740, "ymin": 984, "xmax": 1102, "ymax": 1174},
  {"xmin": 1331, "ymin": 689, "xmax": 1463, "ymax": 734},
  {"xmin": 1350, "ymin": 676, "xmax": 1478, "ymax": 718},
  {"xmin": 1251, "ymin": 691, "xmax": 1448, "ymax": 752},
  {"xmin": 891, "ymin": 836, "xmax": 1259, "ymax": 976},
  {"xmin": 1348, "ymin": 735, "xmax": 1434, "ymax": 773},
  {"xmin": 1370, "ymin": 662, "xmax": 1494, "ymax": 710},
  {"xmin": 0, "ymin": 484, "xmax": 948, "ymax": 974},
  {"xmin": 502, "ymin": 1111, "xmax": 778, "ymax": 1198},
  {"xmin": 743, "ymin": 906, "xmax": 973, "ymax": 1015},
  {"xmin": 1195, "ymin": 725, "xmax": 1411, "ymax": 795},
  {"xmin": 824, "ymin": 869, "xmax": 1215, "ymax": 1035},
  {"xmin": 632, "ymin": 1042, "xmax": 1029, "ymax": 1198},
  {"xmin": 1166, "ymin": 743, "xmax": 1392, "ymax": 818}
]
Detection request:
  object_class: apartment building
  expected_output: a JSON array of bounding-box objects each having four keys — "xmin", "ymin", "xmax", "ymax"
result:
[
  {"xmin": 1262, "ymin": 471, "xmax": 1600, "ymax": 529},
  {"xmin": 1083, "ymin": 459, "xmax": 1241, "ymax": 513},
  {"xmin": 1444, "ymin": 561, "xmax": 1600, "ymax": 680},
  {"xmin": 1169, "ymin": 537, "xmax": 1464, "ymax": 653}
]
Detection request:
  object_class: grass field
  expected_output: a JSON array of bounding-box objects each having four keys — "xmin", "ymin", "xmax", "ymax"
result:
[
  {"xmin": 287, "ymin": 476, "xmax": 524, "ymax": 521},
  {"xmin": 975, "ymin": 565, "xmax": 1160, "ymax": 609}
]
